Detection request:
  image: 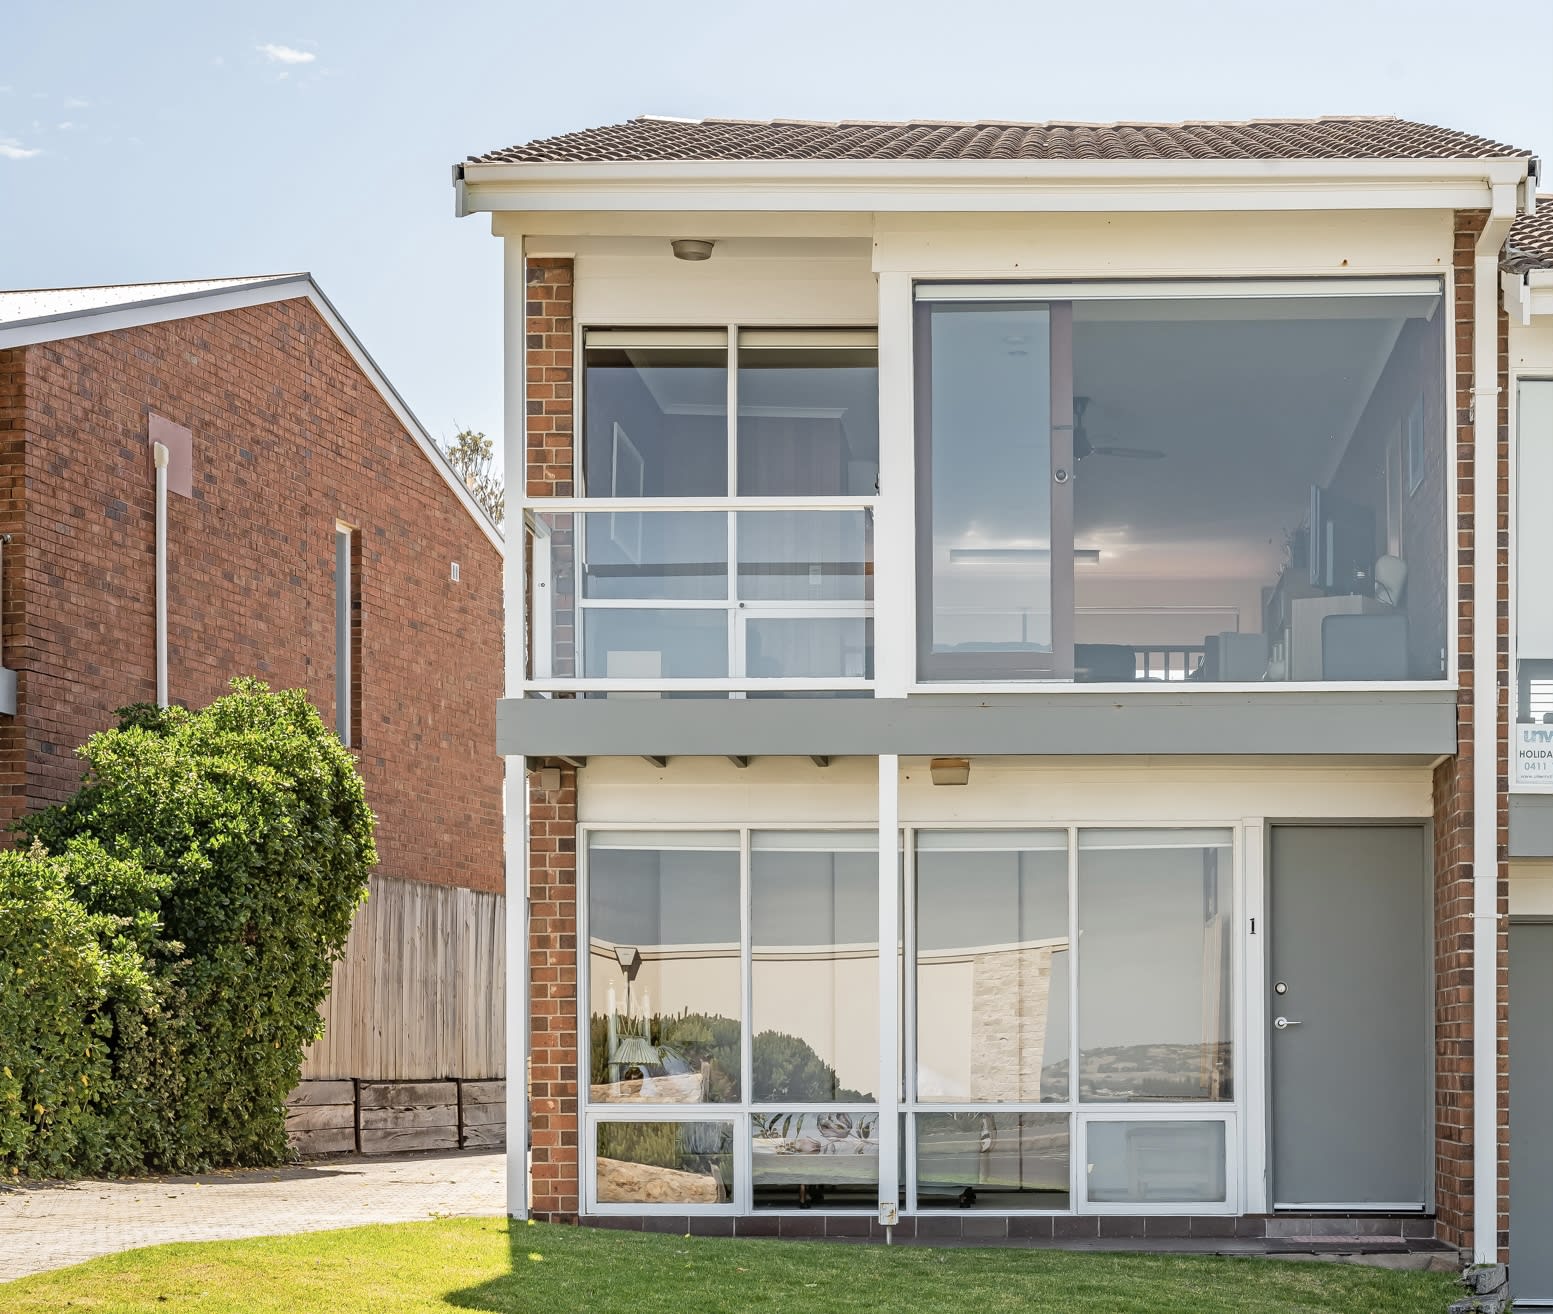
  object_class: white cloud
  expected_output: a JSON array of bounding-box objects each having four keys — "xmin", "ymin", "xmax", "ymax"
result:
[
  {"xmin": 63, "ymin": 97, "xmax": 89, "ymax": 109},
  {"xmin": 0, "ymin": 138, "xmax": 41, "ymax": 160},
  {"xmin": 257, "ymin": 43, "xmax": 315, "ymax": 65}
]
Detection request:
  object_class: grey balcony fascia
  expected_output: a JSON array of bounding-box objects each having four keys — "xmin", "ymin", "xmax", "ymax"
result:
[{"xmin": 497, "ymin": 688, "xmax": 1459, "ymax": 761}]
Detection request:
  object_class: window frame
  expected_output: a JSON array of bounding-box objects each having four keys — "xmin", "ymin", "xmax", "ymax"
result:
[
  {"xmin": 900, "ymin": 275, "xmax": 1459, "ymax": 694},
  {"xmin": 577, "ymin": 820, "xmax": 1245, "ymax": 1217}
]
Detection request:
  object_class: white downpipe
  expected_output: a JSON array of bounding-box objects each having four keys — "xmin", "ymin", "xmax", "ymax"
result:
[
  {"xmin": 501, "ymin": 233, "xmax": 531, "ymax": 1220},
  {"xmin": 1472, "ymin": 187, "xmax": 1517, "ymax": 1264},
  {"xmin": 152, "ymin": 441, "xmax": 169, "ymax": 708}
]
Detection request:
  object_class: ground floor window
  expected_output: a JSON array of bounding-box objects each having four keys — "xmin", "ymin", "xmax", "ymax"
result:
[{"xmin": 581, "ymin": 824, "xmax": 1236, "ymax": 1214}]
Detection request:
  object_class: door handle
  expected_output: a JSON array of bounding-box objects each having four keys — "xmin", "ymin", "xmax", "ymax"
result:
[{"xmin": 1274, "ymin": 1016, "xmax": 1302, "ymax": 1029}]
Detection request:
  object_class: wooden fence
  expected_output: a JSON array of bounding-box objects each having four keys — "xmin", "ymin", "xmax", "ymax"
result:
[{"xmin": 300, "ymin": 873, "xmax": 505, "ymax": 1082}]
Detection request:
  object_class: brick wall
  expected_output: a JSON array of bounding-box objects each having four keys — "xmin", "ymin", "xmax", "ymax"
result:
[
  {"xmin": 524, "ymin": 256, "xmax": 582, "ymax": 1216},
  {"xmin": 528, "ymin": 763, "xmax": 580, "ymax": 1218},
  {"xmin": 1432, "ymin": 211, "xmax": 1511, "ymax": 1255},
  {"xmin": 6, "ymin": 299, "xmax": 504, "ymax": 893},
  {"xmin": 0, "ymin": 349, "xmax": 24, "ymax": 819}
]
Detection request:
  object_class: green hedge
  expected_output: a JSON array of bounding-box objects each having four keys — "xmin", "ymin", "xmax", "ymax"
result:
[{"xmin": 1, "ymin": 679, "xmax": 375, "ymax": 1177}]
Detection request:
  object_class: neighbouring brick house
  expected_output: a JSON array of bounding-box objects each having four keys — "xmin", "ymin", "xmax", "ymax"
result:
[
  {"xmin": 0, "ymin": 274, "xmax": 506, "ymax": 1153},
  {"xmin": 455, "ymin": 114, "xmax": 1553, "ymax": 1293}
]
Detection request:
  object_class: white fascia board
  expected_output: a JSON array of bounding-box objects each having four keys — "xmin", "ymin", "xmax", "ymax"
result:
[
  {"xmin": 1530, "ymin": 270, "xmax": 1553, "ymax": 317},
  {"xmin": 1, "ymin": 277, "xmax": 504, "ymax": 555},
  {"xmin": 460, "ymin": 155, "xmax": 1531, "ymax": 215}
]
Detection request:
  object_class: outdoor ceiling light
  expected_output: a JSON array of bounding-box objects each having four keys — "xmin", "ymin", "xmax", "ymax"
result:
[
  {"xmin": 929, "ymin": 757, "xmax": 972, "ymax": 786},
  {"xmin": 671, "ymin": 238, "xmax": 715, "ymax": 261}
]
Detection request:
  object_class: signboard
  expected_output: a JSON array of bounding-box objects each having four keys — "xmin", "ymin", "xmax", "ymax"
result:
[{"xmin": 1517, "ymin": 723, "xmax": 1553, "ymax": 788}]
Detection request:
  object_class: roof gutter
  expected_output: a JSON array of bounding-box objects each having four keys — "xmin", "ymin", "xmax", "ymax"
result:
[
  {"xmin": 457, "ymin": 154, "xmax": 1534, "ymax": 215},
  {"xmin": 1473, "ymin": 180, "xmax": 1518, "ymax": 1267}
]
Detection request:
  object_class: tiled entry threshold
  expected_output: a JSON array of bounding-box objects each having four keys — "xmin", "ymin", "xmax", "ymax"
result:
[{"xmin": 580, "ymin": 1214, "xmax": 1459, "ymax": 1269}]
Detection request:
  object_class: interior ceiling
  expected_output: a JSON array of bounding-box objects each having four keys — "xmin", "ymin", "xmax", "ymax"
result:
[{"xmin": 1072, "ymin": 314, "xmax": 1403, "ymax": 581}]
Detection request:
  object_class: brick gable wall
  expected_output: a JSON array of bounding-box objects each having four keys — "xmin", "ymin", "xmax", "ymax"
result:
[{"xmin": 4, "ymin": 299, "xmax": 503, "ymax": 893}]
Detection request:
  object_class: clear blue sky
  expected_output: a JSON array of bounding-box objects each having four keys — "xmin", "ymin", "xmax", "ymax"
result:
[{"xmin": 4, "ymin": 0, "xmax": 1551, "ymax": 464}]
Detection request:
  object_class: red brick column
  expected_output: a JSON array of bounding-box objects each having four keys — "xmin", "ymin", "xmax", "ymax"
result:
[
  {"xmin": 1433, "ymin": 210, "xmax": 1511, "ymax": 1255},
  {"xmin": 0, "ymin": 348, "xmax": 23, "ymax": 831},
  {"xmin": 524, "ymin": 255, "xmax": 582, "ymax": 1217},
  {"xmin": 528, "ymin": 763, "xmax": 579, "ymax": 1218}
]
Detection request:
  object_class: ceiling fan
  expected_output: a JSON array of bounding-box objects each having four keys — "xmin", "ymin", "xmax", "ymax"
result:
[{"xmin": 1072, "ymin": 396, "xmax": 1166, "ymax": 461}]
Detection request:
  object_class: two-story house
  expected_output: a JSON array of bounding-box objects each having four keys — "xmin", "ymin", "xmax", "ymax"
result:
[{"xmin": 454, "ymin": 116, "xmax": 1544, "ymax": 1286}]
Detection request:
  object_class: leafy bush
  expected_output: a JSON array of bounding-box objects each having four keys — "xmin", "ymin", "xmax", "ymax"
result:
[
  {"xmin": 6, "ymin": 679, "xmax": 375, "ymax": 1175},
  {"xmin": 0, "ymin": 843, "xmax": 153, "ymax": 1177}
]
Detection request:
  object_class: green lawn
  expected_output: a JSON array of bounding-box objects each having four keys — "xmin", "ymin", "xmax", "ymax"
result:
[{"xmin": 2, "ymin": 1218, "xmax": 1456, "ymax": 1314}]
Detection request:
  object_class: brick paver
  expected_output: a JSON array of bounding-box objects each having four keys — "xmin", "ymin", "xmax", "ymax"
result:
[{"xmin": 0, "ymin": 1150, "xmax": 505, "ymax": 1281}]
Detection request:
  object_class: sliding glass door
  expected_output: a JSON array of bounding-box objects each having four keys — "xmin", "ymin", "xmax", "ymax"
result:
[{"xmin": 915, "ymin": 299, "xmax": 1074, "ymax": 680}]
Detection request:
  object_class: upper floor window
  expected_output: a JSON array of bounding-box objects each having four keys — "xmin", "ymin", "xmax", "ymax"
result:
[
  {"xmin": 582, "ymin": 328, "xmax": 879, "ymax": 498},
  {"xmin": 1517, "ymin": 378, "xmax": 1553, "ymax": 786},
  {"xmin": 915, "ymin": 281, "xmax": 1448, "ymax": 685},
  {"xmin": 551, "ymin": 329, "xmax": 879, "ymax": 691}
]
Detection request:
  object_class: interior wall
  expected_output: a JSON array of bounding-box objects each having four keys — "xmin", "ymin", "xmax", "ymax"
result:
[{"xmin": 1329, "ymin": 311, "xmax": 1450, "ymax": 677}]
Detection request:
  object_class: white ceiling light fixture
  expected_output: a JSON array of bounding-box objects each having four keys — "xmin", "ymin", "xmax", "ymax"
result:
[{"xmin": 671, "ymin": 239, "xmax": 715, "ymax": 261}]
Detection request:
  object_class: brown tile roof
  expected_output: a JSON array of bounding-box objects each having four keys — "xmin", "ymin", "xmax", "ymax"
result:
[
  {"xmin": 469, "ymin": 115, "xmax": 1532, "ymax": 165},
  {"xmin": 1506, "ymin": 196, "xmax": 1553, "ymax": 272}
]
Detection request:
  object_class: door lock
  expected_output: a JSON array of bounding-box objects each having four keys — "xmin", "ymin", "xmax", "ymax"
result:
[
  {"xmin": 1054, "ymin": 468, "xmax": 1070, "ymax": 484},
  {"xmin": 1274, "ymin": 1016, "xmax": 1303, "ymax": 1029}
]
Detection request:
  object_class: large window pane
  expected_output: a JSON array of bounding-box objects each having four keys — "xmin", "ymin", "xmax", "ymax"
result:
[
  {"xmin": 915, "ymin": 1112, "xmax": 1070, "ymax": 1210},
  {"xmin": 752, "ymin": 1111, "xmax": 879, "ymax": 1210},
  {"xmin": 1077, "ymin": 830, "xmax": 1232, "ymax": 1102},
  {"xmin": 595, "ymin": 1120, "xmax": 735, "ymax": 1205},
  {"xmin": 737, "ymin": 345, "xmax": 878, "ymax": 496},
  {"xmin": 1068, "ymin": 293, "xmax": 1446, "ymax": 683},
  {"xmin": 918, "ymin": 304, "xmax": 1055, "ymax": 675},
  {"xmin": 751, "ymin": 832, "xmax": 877, "ymax": 1102},
  {"xmin": 915, "ymin": 831, "xmax": 1070, "ymax": 1102},
  {"xmin": 587, "ymin": 832, "xmax": 741, "ymax": 1103},
  {"xmin": 1085, "ymin": 1120, "xmax": 1227, "ymax": 1204},
  {"xmin": 584, "ymin": 345, "xmax": 727, "ymax": 497}
]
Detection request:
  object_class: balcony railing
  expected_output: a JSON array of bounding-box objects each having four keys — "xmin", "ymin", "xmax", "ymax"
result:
[{"xmin": 521, "ymin": 498, "xmax": 875, "ymax": 696}]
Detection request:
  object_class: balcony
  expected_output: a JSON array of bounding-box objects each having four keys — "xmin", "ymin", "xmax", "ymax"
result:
[{"xmin": 522, "ymin": 499, "xmax": 874, "ymax": 697}]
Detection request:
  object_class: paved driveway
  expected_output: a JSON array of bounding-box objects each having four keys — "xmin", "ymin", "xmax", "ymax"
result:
[{"xmin": 0, "ymin": 1150, "xmax": 505, "ymax": 1281}]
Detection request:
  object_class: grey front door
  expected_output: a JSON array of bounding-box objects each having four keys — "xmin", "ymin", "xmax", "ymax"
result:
[
  {"xmin": 1511, "ymin": 921, "xmax": 1553, "ymax": 1301},
  {"xmin": 1269, "ymin": 825, "xmax": 1428, "ymax": 1208}
]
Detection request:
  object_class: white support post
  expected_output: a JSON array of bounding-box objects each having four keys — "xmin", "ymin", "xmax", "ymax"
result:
[
  {"xmin": 877, "ymin": 753, "xmax": 901, "ymax": 1229},
  {"xmin": 502, "ymin": 232, "xmax": 531, "ymax": 1220},
  {"xmin": 874, "ymin": 273, "xmax": 914, "ymax": 697}
]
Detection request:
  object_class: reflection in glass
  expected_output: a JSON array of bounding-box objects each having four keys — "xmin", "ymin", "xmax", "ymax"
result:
[
  {"xmin": 1077, "ymin": 830, "xmax": 1233, "ymax": 1102},
  {"xmin": 920, "ymin": 304, "xmax": 1054, "ymax": 666},
  {"xmin": 746, "ymin": 618, "xmax": 872, "ymax": 682},
  {"xmin": 582, "ymin": 609, "xmax": 728, "ymax": 682},
  {"xmin": 915, "ymin": 831, "xmax": 1070, "ymax": 1101},
  {"xmin": 584, "ymin": 346, "xmax": 727, "ymax": 498},
  {"xmin": 583, "ymin": 512, "xmax": 727, "ymax": 601},
  {"xmin": 751, "ymin": 833, "xmax": 877, "ymax": 1102},
  {"xmin": 751, "ymin": 1110, "xmax": 879, "ymax": 1210},
  {"xmin": 737, "ymin": 511, "xmax": 872, "ymax": 603},
  {"xmin": 587, "ymin": 833, "xmax": 741, "ymax": 1102},
  {"xmin": 1085, "ymin": 1120, "xmax": 1227, "ymax": 1204},
  {"xmin": 915, "ymin": 1113, "xmax": 1070, "ymax": 1210},
  {"xmin": 737, "ymin": 346, "xmax": 879, "ymax": 497},
  {"xmin": 595, "ymin": 1120, "xmax": 735, "ymax": 1205}
]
